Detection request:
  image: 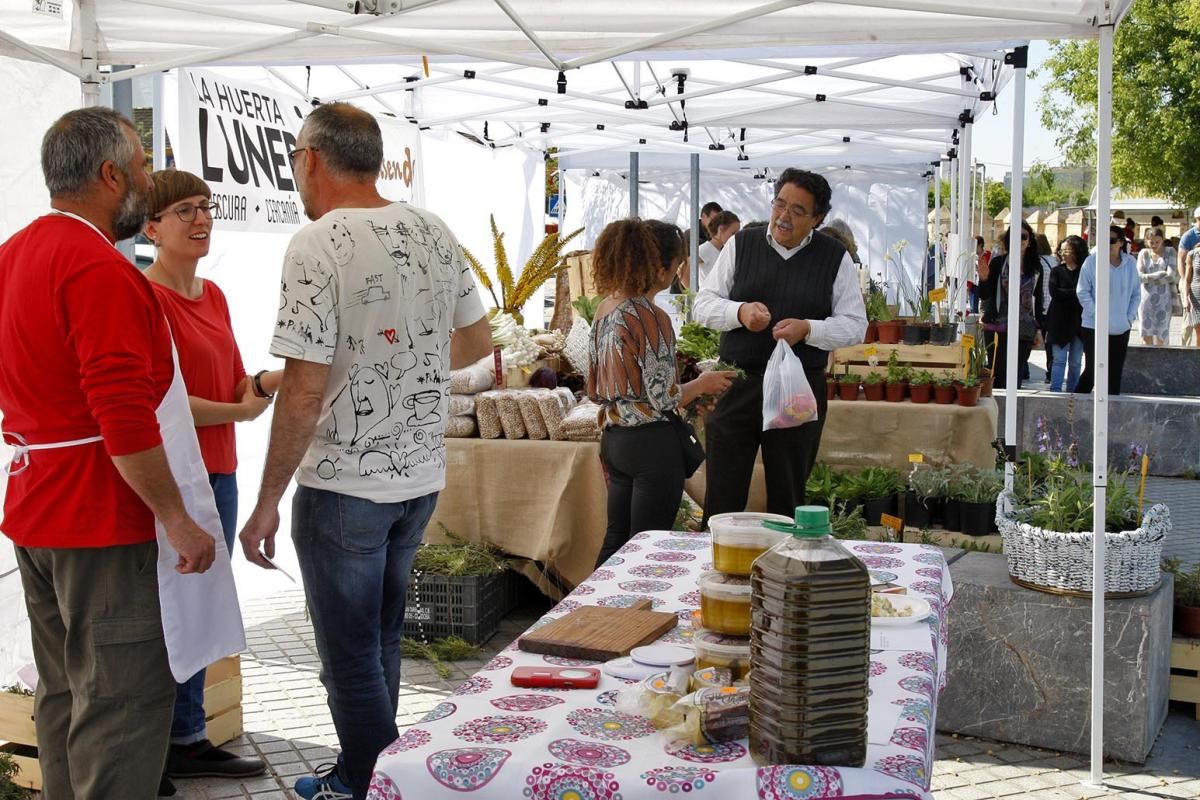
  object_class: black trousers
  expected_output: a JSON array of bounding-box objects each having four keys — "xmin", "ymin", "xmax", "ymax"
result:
[
  {"xmin": 987, "ymin": 331, "xmax": 1034, "ymax": 390},
  {"xmin": 596, "ymin": 421, "xmax": 685, "ymax": 567},
  {"xmin": 702, "ymin": 369, "xmax": 828, "ymax": 524},
  {"xmin": 1076, "ymin": 327, "xmax": 1131, "ymax": 395}
]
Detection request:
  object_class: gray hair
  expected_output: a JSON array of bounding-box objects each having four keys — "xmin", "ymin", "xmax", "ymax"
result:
[
  {"xmin": 302, "ymin": 102, "xmax": 383, "ymax": 178},
  {"xmin": 822, "ymin": 217, "xmax": 859, "ymax": 261},
  {"xmin": 41, "ymin": 107, "xmax": 137, "ymax": 198}
]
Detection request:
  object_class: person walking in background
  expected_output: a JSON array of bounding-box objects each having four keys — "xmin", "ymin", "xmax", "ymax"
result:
[
  {"xmin": 238, "ymin": 102, "xmax": 493, "ymax": 800},
  {"xmin": 142, "ymin": 169, "xmax": 281, "ymax": 787},
  {"xmin": 695, "ymin": 168, "xmax": 866, "ymax": 520},
  {"xmin": 0, "ymin": 107, "xmax": 218, "ymax": 800},
  {"xmin": 1185, "ymin": 243, "xmax": 1200, "ymax": 347},
  {"xmin": 977, "ymin": 221, "xmax": 1044, "ymax": 390},
  {"xmin": 1136, "ymin": 227, "xmax": 1174, "ymax": 346},
  {"xmin": 1076, "ymin": 225, "xmax": 1141, "ymax": 395},
  {"xmin": 587, "ymin": 219, "xmax": 734, "ymax": 567},
  {"xmin": 698, "ymin": 210, "xmax": 741, "ymax": 284},
  {"xmin": 1177, "ymin": 207, "xmax": 1200, "ymax": 289},
  {"xmin": 971, "ymin": 235, "xmax": 989, "ymax": 314},
  {"xmin": 1047, "ymin": 236, "xmax": 1086, "ymax": 392}
]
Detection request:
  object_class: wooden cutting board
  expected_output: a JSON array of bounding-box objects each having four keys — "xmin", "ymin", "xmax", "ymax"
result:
[{"xmin": 518, "ymin": 599, "xmax": 679, "ymax": 661}]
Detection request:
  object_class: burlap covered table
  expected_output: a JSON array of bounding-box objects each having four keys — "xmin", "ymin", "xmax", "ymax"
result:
[
  {"xmin": 427, "ymin": 438, "xmax": 606, "ymax": 595},
  {"xmin": 686, "ymin": 398, "xmax": 999, "ymax": 512}
]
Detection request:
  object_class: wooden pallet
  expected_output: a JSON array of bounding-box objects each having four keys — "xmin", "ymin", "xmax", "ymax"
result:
[
  {"xmin": 832, "ymin": 342, "xmax": 966, "ymax": 380},
  {"xmin": 0, "ymin": 655, "xmax": 243, "ymax": 790},
  {"xmin": 1169, "ymin": 636, "xmax": 1200, "ymax": 720}
]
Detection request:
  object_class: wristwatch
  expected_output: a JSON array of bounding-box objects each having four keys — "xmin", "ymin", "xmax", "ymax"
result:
[{"xmin": 253, "ymin": 370, "xmax": 273, "ymax": 400}]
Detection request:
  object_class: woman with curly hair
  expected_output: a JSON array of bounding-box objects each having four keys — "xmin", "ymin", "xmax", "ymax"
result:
[
  {"xmin": 1047, "ymin": 235, "xmax": 1087, "ymax": 392},
  {"xmin": 587, "ymin": 219, "xmax": 734, "ymax": 566}
]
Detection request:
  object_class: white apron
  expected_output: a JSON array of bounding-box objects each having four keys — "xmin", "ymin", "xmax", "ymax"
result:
[{"xmin": 2, "ymin": 210, "xmax": 245, "ymax": 682}]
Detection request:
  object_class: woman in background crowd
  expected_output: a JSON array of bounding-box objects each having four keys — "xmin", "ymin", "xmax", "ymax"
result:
[
  {"xmin": 587, "ymin": 219, "xmax": 733, "ymax": 567},
  {"xmin": 1046, "ymin": 235, "xmax": 1086, "ymax": 392},
  {"xmin": 978, "ymin": 220, "xmax": 1044, "ymax": 389},
  {"xmin": 1076, "ymin": 225, "xmax": 1141, "ymax": 394},
  {"xmin": 1136, "ymin": 227, "xmax": 1174, "ymax": 346}
]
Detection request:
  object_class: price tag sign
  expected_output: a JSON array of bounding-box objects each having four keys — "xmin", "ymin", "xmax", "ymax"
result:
[
  {"xmin": 880, "ymin": 514, "xmax": 904, "ymax": 540},
  {"xmin": 864, "ymin": 344, "xmax": 878, "ymax": 357},
  {"xmin": 961, "ymin": 333, "xmax": 975, "ymax": 350},
  {"xmin": 928, "ymin": 287, "xmax": 947, "ymax": 303},
  {"xmin": 908, "ymin": 453, "xmax": 924, "ymax": 464}
]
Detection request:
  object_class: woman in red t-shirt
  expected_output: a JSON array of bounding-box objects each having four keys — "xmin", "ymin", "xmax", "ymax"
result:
[{"xmin": 142, "ymin": 169, "xmax": 281, "ymax": 785}]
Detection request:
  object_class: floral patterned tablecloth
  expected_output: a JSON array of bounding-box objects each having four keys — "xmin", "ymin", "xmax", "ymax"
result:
[{"xmin": 368, "ymin": 531, "xmax": 954, "ymax": 800}]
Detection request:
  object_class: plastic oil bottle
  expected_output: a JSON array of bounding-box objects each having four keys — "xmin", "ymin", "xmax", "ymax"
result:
[{"xmin": 749, "ymin": 505, "xmax": 871, "ymax": 767}]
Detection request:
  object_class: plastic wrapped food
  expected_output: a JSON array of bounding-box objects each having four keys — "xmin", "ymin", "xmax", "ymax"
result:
[
  {"xmin": 475, "ymin": 391, "xmax": 503, "ymax": 439},
  {"xmin": 537, "ymin": 391, "xmax": 567, "ymax": 440},
  {"xmin": 762, "ymin": 338, "xmax": 819, "ymax": 431},
  {"xmin": 448, "ymin": 394, "xmax": 476, "ymax": 417},
  {"xmin": 516, "ymin": 390, "xmax": 550, "ymax": 440},
  {"xmin": 445, "ymin": 415, "xmax": 478, "ymax": 438},
  {"xmin": 495, "ymin": 391, "xmax": 527, "ymax": 439},
  {"xmin": 450, "ymin": 357, "xmax": 497, "ymax": 395},
  {"xmin": 663, "ymin": 686, "xmax": 751, "ymax": 745}
]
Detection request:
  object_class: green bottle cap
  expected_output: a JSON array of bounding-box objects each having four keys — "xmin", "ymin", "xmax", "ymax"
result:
[{"xmin": 761, "ymin": 505, "xmax": 832, "ymax": 537}]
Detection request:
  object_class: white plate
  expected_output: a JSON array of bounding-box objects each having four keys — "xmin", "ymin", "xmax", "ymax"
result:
[
  {"xmin": 870, "ymin": 595, "xmax": 932, "ymax": 626},
  {"xmin": 630, "ymin": 644, "xmax": 695, "ymax": 667},
  {"xmin": 602, "ymin": 657, "xmax": 662, "ymax": 681}
]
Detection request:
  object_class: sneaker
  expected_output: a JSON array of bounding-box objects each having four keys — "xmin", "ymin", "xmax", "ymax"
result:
[
  {"xmin": 294, "ymin": 763, "xmax": 353, "ymax": 800},
  {"xmin": 164, "ymin": 739, "xmax": 267, "ymax": 778}
]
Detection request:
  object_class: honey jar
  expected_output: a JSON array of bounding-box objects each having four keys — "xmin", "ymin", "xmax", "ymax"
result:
[
  {"xmin": 698, "ymin": 571, "xmax": 752, "ymax": 635},
  {"xmin": 708, "ymin": 512, "xmax": 791, "ymax": 576},
  {"xmin": 692, "ymin": 628, "xmax": 752, "ymax": 681}
]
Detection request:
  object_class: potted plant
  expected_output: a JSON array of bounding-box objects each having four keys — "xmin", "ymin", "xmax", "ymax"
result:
[
  {"xmin": 845, "ymin": 466, "xmax": 903, "ymax": 524},
  {"xmin": 864, "ymin": 283, "xmax": 889, "ymax": 344},
  {"xmin": 837, "ymin": 372, "xmax": 861, "ymax": 401},
  {"xmin": 932, "ymin": 372, "xmax": 957, "ymax": 404},
  {"xmin": 956, "ymin": 374, "xmax": 981, "ymax": 407},
  {"xmin": 884, "ymin": 352, "xmax": 909, "ymax": 402},
  {"xmin": 969, "ymin": 335, "xmax": 994, "ymax": 398},
  {"xmin": 806, "ymin": 462, "xmax": 847, "ymax": 512},
  {"xmin": 825, "ymin": 373, "xmax": 837, "ymax": 401},
  {"xmin": 1164, "ymin": 558, "xmax": 1200, "ymax": 637},
  {"xmin": 908, "ymin": 370, "xmax": 934, "ymax": 404},
  {"xmin": 862, "ymin": 372, "xmax": 885, "ymax": 401},
  {"xmin": 463, "ymin": 216, "xmax": 583, "ymax": 324},
  {"xmin": 929, "ymin": 297, "xmax": 957, "ymax": 345},
  {"xmin": 906, "ymin": 464, "xmax": 948, "ymax": 529},
  {"xmin": 955, "ymin": 468, "xmax": 1004, "ymax": 536},
  {"xmin": 941, "ymin": 463, "xmax": 978, "ymax": 532}
]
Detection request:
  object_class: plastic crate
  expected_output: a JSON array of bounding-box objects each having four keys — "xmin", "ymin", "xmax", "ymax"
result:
[{"xmin": 403, "ymin": 570, "xmax": 511, "ymax": 645}]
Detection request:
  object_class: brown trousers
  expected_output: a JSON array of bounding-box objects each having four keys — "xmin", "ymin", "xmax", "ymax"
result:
[{"xmin": 16, "ymin": 541, "xmax": 175, "ymax": 800}]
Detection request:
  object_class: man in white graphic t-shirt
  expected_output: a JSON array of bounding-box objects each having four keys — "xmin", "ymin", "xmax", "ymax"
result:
[{"xmin": 239, "ymin": 102, "xmax": 492, "ymax": 800}]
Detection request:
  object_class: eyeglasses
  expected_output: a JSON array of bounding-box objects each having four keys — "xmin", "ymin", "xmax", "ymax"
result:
[
  {"xmin": 1020, "ymin": 234, "xmax": 1030, "ymax": 241},
  {"xmin": 287, "ymin": 146, "xmax": 319, "ymax": 165},
  {"xmin": 771, "ymin": 198, "xmax": 815, "ymax": 219},
  {"xmin": 1109, "ymin": 238, "xmax": 1121, "ymax": 245},
  {"xmin": 152, "ymin": 201, "xmax": 216, "ymax": 223}
]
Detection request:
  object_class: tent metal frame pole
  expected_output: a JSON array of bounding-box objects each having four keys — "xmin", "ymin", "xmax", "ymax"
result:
[
  {"xmin": 152, "ymin": 71, "xmax": 167, "ymax": 171},
  {"xmin": 689, "ymin": 92, "xmax": 955, "ymax": 128},
  {"xmin": 958, "ymin": 120, "xmax": 973, "ymax": 300},
  {"xmin": 0, "ymin": 29, "xmax": 84, "ymax": 78},
  {"xmin": 563, "ymin": 0, "xmax": 801, "ymax": 69},
  {"xmin": 629, "ymin": 151, "xmax": 640, "ymax": 217},
  {"xmin": 828, "ymin": 0, "xmax": 1084, "ymax": 26},
  {"xmin": 1088, "ymin": 19, "xmax": 1115, "ymax": 791},
  {"xmin": 266, "ymin": 67, "xmax": 314, "ymax": 102},
  {"xmin": 690, "ymin": 153, "xmax": 701, "ymax": 295},
  {"xmin": 934, "ymin": 159, "xmax": 942, "ymax": 288},
  {"xmin": 491, "ymin": 0, "xmax": 566, "ymax": 71},
  {"xmin": 947, "ymin": 155, "xmax": 957, "ymax": 289},
  {"xmin": 336, "ymin": 65, "xmax": 404, "ymax": 118},
  {"xmin": 1005, "ymin": 46, "xmax": 1028, "ymax": 492},
  {"xmin": 79, "ymin": 0, "xmax": 100, "ymax": 107}
]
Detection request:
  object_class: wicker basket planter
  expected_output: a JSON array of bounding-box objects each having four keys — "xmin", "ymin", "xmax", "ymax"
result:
[{"xmin": 996, "ymin": 490, "xmax": 1171, "ymax": 596}]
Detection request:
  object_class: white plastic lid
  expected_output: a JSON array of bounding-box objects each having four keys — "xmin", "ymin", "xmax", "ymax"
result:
[
  {"xmin": 692, "ymin": 628, "xmax": 752, "ymax": 658},
  {"xmin": 698, "ymin": 571, "xmax": 751, "ymax": 600},
  {"xmin": 630, "ymin": 644, "xmax": 695, "ymax": 667},
  {"xmin": 602, "ymin": 656, "xmax": 661, "ymax": 681},
  {"xmin": 708, "ymin": 512, "xmax": 792, "ymax": 547}
]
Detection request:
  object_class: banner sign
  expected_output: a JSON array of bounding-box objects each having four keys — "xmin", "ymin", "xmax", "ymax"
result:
[
  {"xmin": 376, "ymin": 115, "xmax": 423, "ymax": 207},
  {"xmin": 175, "ymin": 68, "xmax": 305, "ymax": 233}
]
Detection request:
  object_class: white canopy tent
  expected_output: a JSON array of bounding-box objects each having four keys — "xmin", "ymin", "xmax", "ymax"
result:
[{"xmin": 0, "ymin": 0, "xmax": 1137, "ymax": 787}]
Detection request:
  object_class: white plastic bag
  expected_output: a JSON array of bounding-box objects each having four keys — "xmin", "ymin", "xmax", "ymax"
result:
[{"xmin": 762, "ymin": 339, "xmax": 819, "ymax": 431}]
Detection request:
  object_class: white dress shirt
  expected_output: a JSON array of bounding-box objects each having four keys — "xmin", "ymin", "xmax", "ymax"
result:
[
  {"xmin": 698, "ymin": 240, "xmax": 720, "ymax": 284},
  {"xmin": 693, "ymin": 227, "xmax": 868, "ymax": 352}
]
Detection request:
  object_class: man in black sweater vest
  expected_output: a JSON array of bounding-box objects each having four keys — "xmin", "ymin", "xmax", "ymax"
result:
[{"xmin": 694, "ymin": 169, "xmax": 867, "ymax": 521}]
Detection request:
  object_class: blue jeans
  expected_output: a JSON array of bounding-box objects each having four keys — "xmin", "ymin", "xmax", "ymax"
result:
[
  {"xmin": 1050, "ymin": 337, "xmax": 1084, "ymax": 392},
  {"xmin": 171, "ymin": 472, "xmax": 238, "ymax": 744},
  {"xmin": 292, "ymin": 485, "xmax": 438, "ymax": 799}
]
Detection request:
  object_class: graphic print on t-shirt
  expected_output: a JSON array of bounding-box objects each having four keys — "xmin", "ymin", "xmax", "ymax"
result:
[{"xmin": 271, "ymin": 203, "xmax": 484, "ymax": 503}]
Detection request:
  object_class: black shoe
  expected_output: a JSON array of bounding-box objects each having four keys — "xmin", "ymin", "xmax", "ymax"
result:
[
  {"xmin": 158, "ymin": 773, "xmax": 176, "ymax": 797},
  {"xmin": 165, "ymin": 739, "xmax": 267, "ymax": 778}
]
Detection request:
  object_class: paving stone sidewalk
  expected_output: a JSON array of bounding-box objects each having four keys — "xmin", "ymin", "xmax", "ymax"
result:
[{"xmin": 171, "ymin": 588, "xmax": 1199, "ymax": 800}]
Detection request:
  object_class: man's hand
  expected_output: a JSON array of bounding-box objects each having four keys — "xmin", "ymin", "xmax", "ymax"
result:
[
  {"xmin": 239, "ymin": 504, "xmax": 281, "ymax": 570},
  {"xmin": 238, "ymin": 382, "xmax": 271, "ymax": 422},
  {"xmin": 738, "ymin": 302, "xmax": 771, "ymax": 332},
  {"xmin": 164, "ymin": 516, "xmax": 216, "ymax": 574},
  {"xmin": 772, "ymin": 318, "xmax": 811, "ymax": 346}
]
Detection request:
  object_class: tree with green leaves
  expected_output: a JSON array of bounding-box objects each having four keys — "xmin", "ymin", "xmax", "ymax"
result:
[{"xmin": 1041, "ymin": 0, "xmax": 1200, "ymax": 204}]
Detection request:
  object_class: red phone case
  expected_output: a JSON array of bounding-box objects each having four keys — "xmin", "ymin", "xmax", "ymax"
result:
[{"xmin": 510, "ymin": 666, "xmax": 600, "ymax": 689}]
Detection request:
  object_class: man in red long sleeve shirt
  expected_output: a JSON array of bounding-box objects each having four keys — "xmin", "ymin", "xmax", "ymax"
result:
[{"xmin": 0, "ymin": 107, "xmax": 215, "ymax": 799}]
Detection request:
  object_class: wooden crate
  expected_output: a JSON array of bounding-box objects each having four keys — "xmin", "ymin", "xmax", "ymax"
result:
[
  {"xmin": 564, "ymin": 251, "xmax": 596, "ymax": 303},
  {"xmin": 1169, "ymin": 635, "xmax": 1200, "ymax": 720},
  {"xmin": 0, "ymin": 655, "xmax": 244, "ymax": 788},
  {"xmin": 832, "ymin": 342, "xmax": 966, "ymax": 381}
]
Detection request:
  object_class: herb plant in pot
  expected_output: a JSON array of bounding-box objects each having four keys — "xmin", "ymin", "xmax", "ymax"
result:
[
  {"xmin": 932, "ymin": 373, "xmax": 957, "ymax": 404},
  {"xmin": 825, "ymin": 373, "xmax": 837, "ymax": 401},
  {"xmin": 806, "ymin": 462, "xmax": 847, "ymax": 513},
  {"xmin": 906, "ymin": 464, "xmax": 947, "ymax": 529},
  {"xmin": 941, "ymin": 463, "xmax": 978, "ymax": 532},
  {"xmin": 837, "ymin": 372, "xmax": 861, "ymax": 401},
  {"xmin": 862, "ymin": 372, "xmax": 885, "ymax": 401},
  {"xmin": 846, "ymin": 466, "xmax": 903, "ymax": 524},
  {"xmin": 865, "ymin": 284, "xmax": 890, "ymax": 344},
  {"xmin": 884, "ymin": 352, "xmax": 909, "ymax": 402},
  {"xmin": 908, "ymin": 370, "xmax": 934, "ymax": 404},
  {"xmin": 956, "ymin": 468, "xmax": 1003, "ymax": 536},
  {"xmin": 1164, "ymin": 558, "xmax": 1200, "ymax": 638},
  {"xmin": 956, "ymin": 374, "xmax": 981, "ymax": 407}
]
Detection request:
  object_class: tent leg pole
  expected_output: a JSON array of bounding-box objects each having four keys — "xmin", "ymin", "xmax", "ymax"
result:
[
  {"xmin": 690, "ymin": 153, "xmax": 700, "ymax": 300},
  {"xmin": 1088, "ymin": 20, "xmax": 1115, "ymax": 791},
  {"xmin": 933, "ymin": 159, "xmax": 942, "ymax": 292},
  {"xmin": 958, "ymin": 120, "xmax": 973, "ymax": 303},
  {"xmin": 1004, "ymin": 46, "xmax": 1028, "ymax": 493},
  {"xmin": 629, "ymin": 151, "xmax": 639, "ymax": 217}
]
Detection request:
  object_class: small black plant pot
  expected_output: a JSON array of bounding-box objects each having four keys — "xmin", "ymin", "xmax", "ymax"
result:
[
  {"xmin": 929, "ymin": 323, "xmax": 958, "ymax": 345},
  {"xmin": 862, "ymin": 495, "xmax": 897, "ymax": 526},
  {"xmin": 901, "ymin": 324, "xmax": 929, "ymax": 345},
  {"xmin": 959, "ymin": 500, "xmax": 995, "ymax": 536},
  {"xmin": 942, "ymin": 499, "xmax": 961, "ymax": 532},
  {"xmin": 903, "ymin": 491, "xmax": 939, "ymax": 529}
]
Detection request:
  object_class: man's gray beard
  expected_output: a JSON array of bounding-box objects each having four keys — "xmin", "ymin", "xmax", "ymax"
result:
[{"xmin": 113, "ymin": 177, "xmax": 149, "ymax": 241}]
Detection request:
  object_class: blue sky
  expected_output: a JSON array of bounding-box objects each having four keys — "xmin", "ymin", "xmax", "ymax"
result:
[{"xmin": 971, "ymin": 41, "xmax": 1065, "ymax": 178}]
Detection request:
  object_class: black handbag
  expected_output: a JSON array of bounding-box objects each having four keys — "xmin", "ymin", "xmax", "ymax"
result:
[{"xmin": 664, "ymin": 410, "xmax": 706, "ymax": 477}]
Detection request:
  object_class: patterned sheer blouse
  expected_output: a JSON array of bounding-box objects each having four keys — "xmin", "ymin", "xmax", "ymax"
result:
[{"xmin": 586, "ymin": 296, "xmax": 683, "ymax": 428}]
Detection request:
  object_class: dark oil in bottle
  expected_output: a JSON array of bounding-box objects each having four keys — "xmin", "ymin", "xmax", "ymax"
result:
[{"xmin": 749, "ymin": 505, "xmax": 871, "ymax": 767}]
